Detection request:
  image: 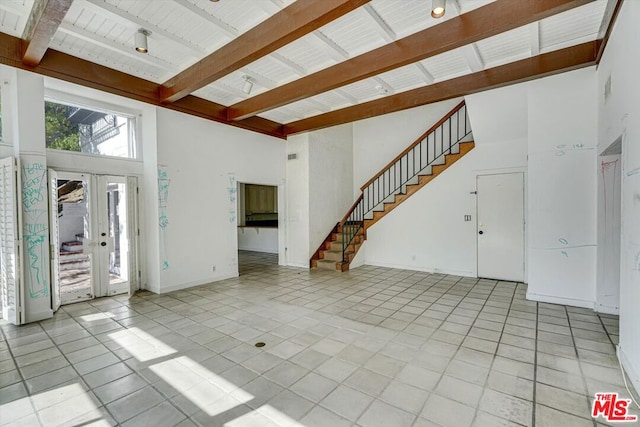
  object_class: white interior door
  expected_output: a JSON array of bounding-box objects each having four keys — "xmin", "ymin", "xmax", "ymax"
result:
[
  {"xmin": 0, "ymin": 156, "xmax": 23, "ymax": 324},
  {"xmin": 477, "ymin": 173, "xmax": 525, "ymax": 282},
  {"xmin": 48, "ymin": 169, "xmax": 61, "ymax": 312}
]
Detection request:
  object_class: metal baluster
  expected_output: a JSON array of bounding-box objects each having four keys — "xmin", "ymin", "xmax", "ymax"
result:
[
  {"xmin": 464, "ymin": 105, "xmax": 467, "ymax": 135},
  {"xmin": 383, "ymin": 171, "xmax": 386, "ymax": 202},
  {"xmin": 448, "ymin": 115, "xmax": 452, "ymax": 153}
]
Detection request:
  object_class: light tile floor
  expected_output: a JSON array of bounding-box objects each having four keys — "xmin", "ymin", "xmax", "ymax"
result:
[{"xmin": 1, "ymin": 251, "xmax": 638, "ymax": 426}]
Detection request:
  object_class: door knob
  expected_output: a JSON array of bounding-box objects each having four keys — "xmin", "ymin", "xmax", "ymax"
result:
[
  {"xmin": 101, "ymin": 242, "xmax": 107, "ymax": 246},
  {"xmin": 478, "ymin": 230, "xmax": 484, "ymax": 235}
]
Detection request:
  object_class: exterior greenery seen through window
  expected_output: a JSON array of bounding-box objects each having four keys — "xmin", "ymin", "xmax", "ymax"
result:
[{"xmin": 45, "ymin": 102, "xmax": 80, "ymax": 151}]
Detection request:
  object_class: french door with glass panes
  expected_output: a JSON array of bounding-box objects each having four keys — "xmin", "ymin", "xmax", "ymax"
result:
[{"xmin": 50, "ymin": 171, "xmax": 138, "ymax": 308}]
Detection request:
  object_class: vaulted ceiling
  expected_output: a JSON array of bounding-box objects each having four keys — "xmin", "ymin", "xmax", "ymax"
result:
[{"xmin": 0, "ymin": 0, "xmax": 621, "ymax": 139}]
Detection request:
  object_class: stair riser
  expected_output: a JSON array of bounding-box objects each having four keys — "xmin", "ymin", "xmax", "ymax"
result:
[
  {"xmin": 323, "ymin": 252, "xmax": 343, "ymax": 262},
  {"xmin": 316, "ymin": 262, "xmax": 339, "ymax": 271}
]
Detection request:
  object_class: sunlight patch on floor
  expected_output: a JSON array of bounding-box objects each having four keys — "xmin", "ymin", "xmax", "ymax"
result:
[
  {"xmin": 108, "ymin": 327, "xmax": 176, "ymax": 362},
  {"xmin": 0, "ymin": 383, "xmax": 105, "ymax": 426},
  {"xmin": 151, "ymin": 356, "xmax": 253, "ymax": 416}
]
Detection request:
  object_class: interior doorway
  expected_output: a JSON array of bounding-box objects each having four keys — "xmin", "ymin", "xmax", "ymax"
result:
[
  {"xmin": 236, "ymin": 182, "xmax": 279, "ymax": 275},
  {"xmin": 477, "ymin": 172, "xmax": 525, "ymax": 282},
  {"xmin": 596, "ymin": 138, "xmax": 622, "ymax": 313},
  {"xmin": 50, "ymin": 171, "xmax": 138, "ymax": 308}
]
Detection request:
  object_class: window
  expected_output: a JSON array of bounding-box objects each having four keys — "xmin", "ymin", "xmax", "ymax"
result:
[{"xmin": 45, "ymin": 100, "xmax": 137, "ymax": 159}]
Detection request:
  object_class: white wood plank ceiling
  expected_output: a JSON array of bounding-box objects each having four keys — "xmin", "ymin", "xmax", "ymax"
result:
[{"xmin": 0, "ymin": 0, "xmax": 608, "ymax": 124}]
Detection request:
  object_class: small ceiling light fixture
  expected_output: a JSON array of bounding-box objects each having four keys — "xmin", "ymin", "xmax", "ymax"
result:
[
  {"xmin": 135, "ymin": 29, "xmax": 150, "ymax": 53},
  {"xmin": 431, "ymin": 0, "xmax": 446, "ymax": 18},
  {"xmin": 242, "ymin": 75, "xmax": 254, "ymax": 94}
]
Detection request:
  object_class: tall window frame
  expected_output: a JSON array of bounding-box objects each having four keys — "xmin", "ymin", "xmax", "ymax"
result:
[{"xmin": 44, "ymin": 90, "xmax": 141, "ymax": 161}]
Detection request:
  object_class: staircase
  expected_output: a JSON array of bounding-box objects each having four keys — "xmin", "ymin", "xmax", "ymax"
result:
[
  {"xmin": 60, "ymin": 234, "xmax": 90, "ymax": 271},
  {"xmin": 311, "ymin": 100, "xmax": 475, "ymax": 272}
]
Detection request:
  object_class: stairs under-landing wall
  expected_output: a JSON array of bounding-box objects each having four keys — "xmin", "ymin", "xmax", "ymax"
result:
[{"xmin": 311, "ymin": 101, "xmax": 475, "ymax": 272}]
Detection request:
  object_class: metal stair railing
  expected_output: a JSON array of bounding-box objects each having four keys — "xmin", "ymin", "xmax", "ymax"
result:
[{"xmin": 337, "ymin": 101, "xmax": 472, "ymax": 265}]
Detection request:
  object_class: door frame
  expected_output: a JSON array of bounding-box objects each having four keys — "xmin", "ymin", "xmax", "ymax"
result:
[
  {"xmin": 95, "ymin": 175, "xmax": 140, "ymax": 298},
  {"xmin": 50, "ymin": 170, "xmax": 139, "ymax": 306},
  {"xmin": 475, "ymin": 171, "xmax": 527, "ymax": 282},
  {"xmin": 54, "ymin": 171, "xmax": 96, "ymax": 305}
]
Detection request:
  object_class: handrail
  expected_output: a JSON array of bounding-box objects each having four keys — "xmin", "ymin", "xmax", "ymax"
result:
[
  {"xmin": 339, "ymin": 194, "xmax": 363, "ymax": 225},
  {"xmin": 360, "ymin": 100, "xmax": 466, "ymax": 191},
  {"xmin": 340, "ymin": 196, "xmax": 365, "ymax": 264}
]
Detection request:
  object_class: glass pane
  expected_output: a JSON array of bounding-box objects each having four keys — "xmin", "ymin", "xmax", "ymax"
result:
[
  {"xmin": 107, "ymin": 182, "xmax": 129, "ymax": 286},
  {"xmin": 58, "ymin": 179, "xmax": 93, "ymax": 304},
  {"xmin": 44, "ymin": 101, "xmax": 136, "ymax": 159}
]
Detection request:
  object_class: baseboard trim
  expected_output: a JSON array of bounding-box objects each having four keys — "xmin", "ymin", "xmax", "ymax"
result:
[
  {"xmin": 238, "ymin": 246, "xmax": 278, "ymax": 254},
  {"xmin": 286, "ymin": 262, "xmax": 309, "ymax": 269},
  {"xmin": 594, "ymin": 303, "xmax": 620, "ymax": 315},
  {"xmin": 618, "ymin": 345, "xmax": 640, "ymax": 400},
  {"xmin": 364, "ymin": 260, "xmax": 475, "ymax": 278},
  {"xmin": 25, "ymin": 309, "xmax": 53, "ymax": 324},
  {"xmin": 159, "ymin": 272, "xmax": 238, "ymax": 294},
  {"xmin": 526, "ymin": 291, "xmax": 593, "ymax": 309}
]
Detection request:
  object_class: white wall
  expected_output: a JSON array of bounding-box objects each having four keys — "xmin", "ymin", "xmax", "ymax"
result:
[
  {"xmin": 285, "ymin": 133, "xmax": 310, "ymax": 267},
  {"xmin": 59, "ymin": 202, "xmax": 87, "ymax": 244},
  {"xmin": 285, "ymin": 125, "xmax": 355, "ymax": 266},
  {"xmin": 309, "ymin": 124, "xmax": 354, "ymax": 255},
  {"xmin": 597, "ymin": 0, "xmax": 640, "ymax": 394},
  {"xmin": 527, "ymin": 68, "xmax": 598, "ymax": 308},
  {"xmin": 354, "ymin": 86, "xmax": 527, "ymax": 276},
  {"xmin": 155, "ymin": 108, "xmax": 285, "ymax": 292},
  {"xmin": 2, "ymin": 68, "xmax": 53, "ymax": 323},
  {"xmin": 237, "ymin": 227, "xmax": 278, "ymax": 253}
]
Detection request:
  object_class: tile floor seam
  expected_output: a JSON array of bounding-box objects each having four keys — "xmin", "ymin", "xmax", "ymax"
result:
[
  {"xmin": 563, "ymin": 305, "xmax": 599, "ymax": 427},
  {"xmin": 412, "ymin": 277, "xmax": 499, "ymax": 424},
  {"xmin": 472, "ymin": 280, "xmax": 521, "ymax": 426},
  {"xmin": 39, "ymin": 311, "xmax": 125, "ymax": 426}
]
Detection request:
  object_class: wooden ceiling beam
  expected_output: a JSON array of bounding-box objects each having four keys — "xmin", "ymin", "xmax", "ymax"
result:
[
  {"xmin": 22, "ymin": 0, "xmax": 74, "ymax": 66},
  {"xmin": 160, "ymin": 0, "xmax": 370, "ymax": 103},
  {"xmin": 228, "ymin": 0, "xmax": 594, "ymax": 121},
  {"xmin": 283, "ymin": 41, "xmax": 598, "ymax": 136},
  {"xmin": 0, "ymin": 32, "xmax": 285, "ymax": 139}
]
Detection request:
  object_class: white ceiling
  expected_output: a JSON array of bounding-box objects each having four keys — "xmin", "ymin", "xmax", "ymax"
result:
[{"xmin": 0, "ymin": 0, "xmax": 608, "ymax": 124}]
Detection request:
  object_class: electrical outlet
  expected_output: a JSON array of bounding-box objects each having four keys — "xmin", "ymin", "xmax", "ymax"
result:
[
  {"xmin": 464, "ymin": 215, "xmax": 472, "ymax": 221},
  {"xmin": 212, "ymin": 265, "xmax": 216, "ymax": 272}
]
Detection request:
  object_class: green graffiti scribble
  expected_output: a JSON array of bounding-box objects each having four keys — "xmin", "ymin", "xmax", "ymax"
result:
[{"xmin": 158, "ymin": 167, "xmax": 171, "ymax": 270}]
